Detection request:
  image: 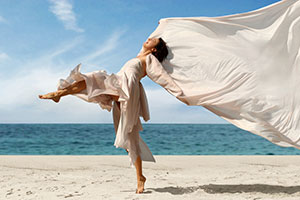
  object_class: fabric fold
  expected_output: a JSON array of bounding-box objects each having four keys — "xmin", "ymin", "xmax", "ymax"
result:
[
  {"xmin": 142, "ymin": 0, "xmax": 300, "ymax": 149},
  {"xmin": 57, "ymin": 63, "xmax": 127, "ymax": 112}
]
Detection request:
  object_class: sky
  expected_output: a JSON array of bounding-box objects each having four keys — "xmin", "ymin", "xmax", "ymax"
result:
[{"xmin": 0, "ymin": 0, "xmax": 281, "ymax": 123}]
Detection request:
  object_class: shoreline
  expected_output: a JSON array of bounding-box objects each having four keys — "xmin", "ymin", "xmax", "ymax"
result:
[{"xmin": 1, "ymin": 155, "xmax": 300, "ymax": 199}]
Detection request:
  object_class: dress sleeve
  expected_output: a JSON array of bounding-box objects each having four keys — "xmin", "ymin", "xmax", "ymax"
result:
[{"xmin": 145, "ymin": 54, "xmax": 188, "ymax": 104}]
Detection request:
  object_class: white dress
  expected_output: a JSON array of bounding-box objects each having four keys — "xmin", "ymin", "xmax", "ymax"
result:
[
  {"xmin": 141, "ymin": 0, "xmax": 300, "ymax": 149},
  {"xmin": 57, "ymin": 58, "xmax": 156, "ymax": 167}
]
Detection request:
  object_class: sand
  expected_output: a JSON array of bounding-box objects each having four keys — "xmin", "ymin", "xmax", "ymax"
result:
[{"xmin": 1, "ymin": 155, "xmax": 300, "ymax": 200}]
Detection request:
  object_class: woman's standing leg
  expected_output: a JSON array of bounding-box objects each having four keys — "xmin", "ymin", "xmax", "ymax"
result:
[
  {"xmin": 134, "ymin": 155, "xmax": 146, "ymax": 193},
  {"xmin": 112, "ymin": 101, "xmax": 146, "ymax": 193}
]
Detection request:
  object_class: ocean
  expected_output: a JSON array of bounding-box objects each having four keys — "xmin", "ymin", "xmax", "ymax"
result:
[{"xmin": 0, "ymin": 123, "xmax": 299, "ymax": 155}]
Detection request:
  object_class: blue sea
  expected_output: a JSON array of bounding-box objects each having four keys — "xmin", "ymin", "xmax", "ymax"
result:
[{"xmin": 0, "ymin": 123, "xmax": 299, "ymax": 155}]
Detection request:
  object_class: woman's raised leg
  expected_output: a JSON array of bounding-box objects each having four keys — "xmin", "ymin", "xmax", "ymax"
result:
[{"xmin": 39, "ymin": 80, "xmax": 86, "ymax": 103}]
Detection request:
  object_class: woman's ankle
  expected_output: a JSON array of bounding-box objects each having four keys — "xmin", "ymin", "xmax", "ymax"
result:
[{"xmin": 137, "ymin": 174, "xmax": 146, "ymax": 181}]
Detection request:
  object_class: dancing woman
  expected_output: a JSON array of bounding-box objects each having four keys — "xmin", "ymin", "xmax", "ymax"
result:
[
  {"xmin": 39, "ymin": 0, "xmax": 300, "ymax": 194},
  {"xmin": 39, "ymin": 37, "xmax": 168, "ymax": 194}
]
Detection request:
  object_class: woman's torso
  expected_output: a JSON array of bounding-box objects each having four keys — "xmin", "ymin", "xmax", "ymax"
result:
[{"xmin": 117, "ymin": 57, "xmax": 146, "ymax": 80}]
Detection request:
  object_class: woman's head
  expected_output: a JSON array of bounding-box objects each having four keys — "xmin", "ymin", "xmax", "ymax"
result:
[{"xmin": 143, "ymin": 37, "xmax": 168, "ymax": 62}]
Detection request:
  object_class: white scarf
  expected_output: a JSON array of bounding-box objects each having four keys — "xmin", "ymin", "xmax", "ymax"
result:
[{"xmin": 142, "ymin": 0, "xmax": 300, "ymax": 149}]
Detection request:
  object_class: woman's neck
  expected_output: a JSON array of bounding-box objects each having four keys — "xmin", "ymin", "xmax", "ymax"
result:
[
  {"xmin": 137, "ymin": 46, "xmax": 151, "ymax": 56},
  {"xmin": 138, "ymin": 49, "xmax": 152, "ymax": 57}
]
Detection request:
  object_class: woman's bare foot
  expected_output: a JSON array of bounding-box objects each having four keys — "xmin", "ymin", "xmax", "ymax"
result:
[
  {"xmin": 136, "ymin": 175, "xmax": 146, "ymax": 194},
  {"xmin": 38, "ymin": 91, "xmax": 63, "ymax": 103}
]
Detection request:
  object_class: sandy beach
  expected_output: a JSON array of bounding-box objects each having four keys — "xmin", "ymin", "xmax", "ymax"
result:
[{"xmin": 1, "ymin": 155, "xmax": 300, "ymax": 200}]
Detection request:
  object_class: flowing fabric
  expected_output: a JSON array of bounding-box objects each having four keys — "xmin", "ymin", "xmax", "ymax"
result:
[
  {"xmin": 57, "ymin": 58, "xmax": 155, "ymax": 167},
  {"xmin": 142, "ymin": 0, "xmax": 300, "ymax": 149}
]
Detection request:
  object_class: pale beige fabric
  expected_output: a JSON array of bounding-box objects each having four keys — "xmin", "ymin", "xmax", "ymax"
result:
[
  {"xmin": 57, "ymin": 58, "xmax": 155, "ymax": 167},
  {"xmin": 143, "ymin": 0, "xmax": 300, "ymax": 149}
]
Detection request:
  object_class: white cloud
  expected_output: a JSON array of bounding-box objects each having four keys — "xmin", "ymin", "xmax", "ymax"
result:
[
  {"xmin": 80, "ymin": 29, "xmax": 127, "ymax": 63},
  {"xmin": 49, "ymin": 0, "xmax": 84, "ymax": 33},
  {"xmin": 0, "ymin": 37, "xmax": 86, "ymax": 123},
  {"xmin": 0, "ymin": 15, "xmax": 7, "ymax": 23},
  {"xmin": 49, "ymin": 37, "xmax": 83, "ymax": 58},
  {"xmin": 18, "ymin": 36, "xmax": 84, "ymax": 72},
  {"xmin": 0, "ymin": 52, "xmax": 9, "ymax": 62}
]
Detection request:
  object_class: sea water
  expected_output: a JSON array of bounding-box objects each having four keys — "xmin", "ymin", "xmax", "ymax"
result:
[{"xmin": 0, "ymin": 123, "xmax": 299, "ymax": 155}]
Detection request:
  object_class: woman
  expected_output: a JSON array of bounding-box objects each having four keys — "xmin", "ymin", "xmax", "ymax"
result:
[{"xmin": 39, "ymin": 37, "xmax": 168, "ymax": 194}]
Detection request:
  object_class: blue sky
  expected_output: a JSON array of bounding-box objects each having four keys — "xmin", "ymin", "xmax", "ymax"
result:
[{"xmin": 0, "ymin": 0, "xmax": 280, "ymax": 123}]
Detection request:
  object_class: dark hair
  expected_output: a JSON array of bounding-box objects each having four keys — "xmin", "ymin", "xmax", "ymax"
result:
[{"xmin": 152, "ymin": 38, "xmax": 168, "ymax": 62}]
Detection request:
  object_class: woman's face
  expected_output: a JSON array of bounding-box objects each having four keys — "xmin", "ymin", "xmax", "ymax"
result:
[{"xmin": 143, "ymin": 38, "xmax": 159, "ymax": 52}]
